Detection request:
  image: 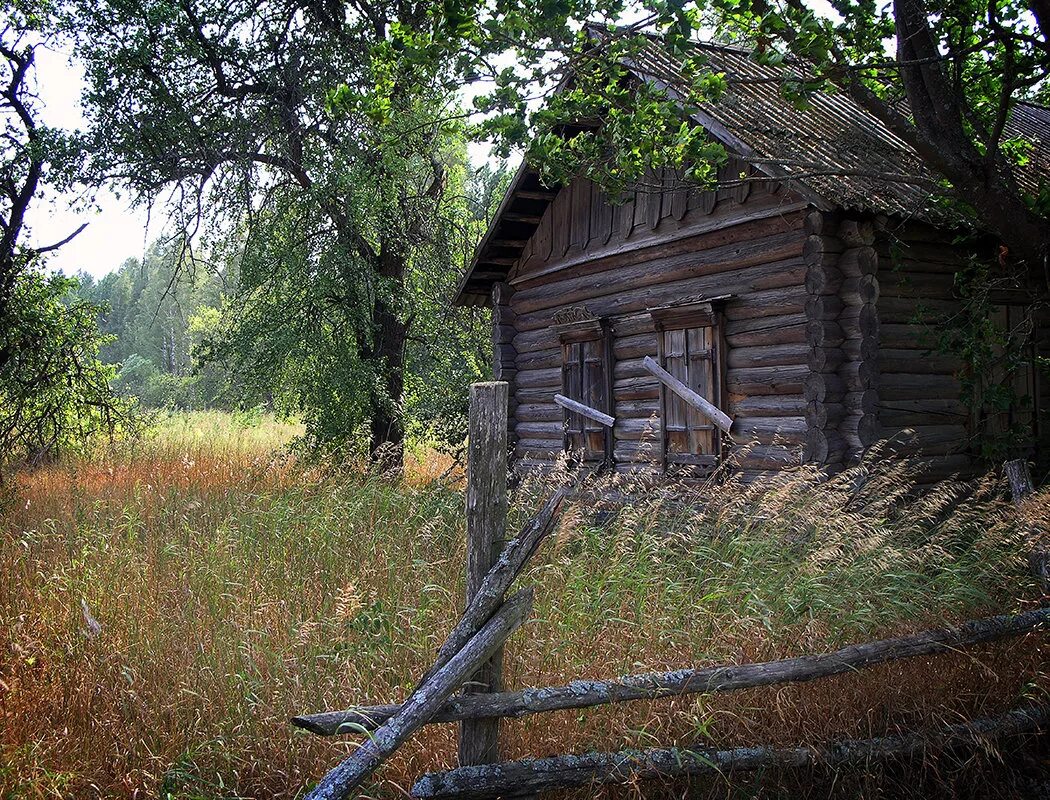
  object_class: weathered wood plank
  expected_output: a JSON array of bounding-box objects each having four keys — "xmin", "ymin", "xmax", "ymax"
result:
[
  {"xmin": 643, "ymin": 355, "xmax": 734, "ymax": 434},
  {"xmin": 459, "ymin": 382, "xmax": 510, "ymax": 766},
  {"xmin": 553, "ymin": 394, "xmax": 614, "ymax": 427}
]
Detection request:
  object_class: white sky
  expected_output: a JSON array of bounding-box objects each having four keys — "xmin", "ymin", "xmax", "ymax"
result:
[{"xmin": 30, "ymin": 43, "xmax": 155, "ymax": 279}]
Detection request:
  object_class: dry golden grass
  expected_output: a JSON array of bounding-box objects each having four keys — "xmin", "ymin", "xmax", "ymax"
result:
[{"xmin": 1, "ymin": 415, "xmax": 1046, "ymax": 799}]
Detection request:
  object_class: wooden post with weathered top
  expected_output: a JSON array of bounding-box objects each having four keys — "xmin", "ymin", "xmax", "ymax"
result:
[{"xmin": 460, "ymin": 381, "xmax": 510, "ymax": 766}]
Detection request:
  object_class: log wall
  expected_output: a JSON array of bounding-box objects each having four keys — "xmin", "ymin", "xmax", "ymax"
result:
[
  {"xmin": 873, "ymin": 220, "xmax": 975, "ymax": 478},
  {"xmin": 505, "ymin": 161, "xmax": 811, "ymax": 475}
]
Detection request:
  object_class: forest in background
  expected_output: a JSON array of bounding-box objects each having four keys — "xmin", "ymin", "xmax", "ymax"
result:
[{"xmin": 63, "ymin": 162, "xmax": 509, "ymax": 452}]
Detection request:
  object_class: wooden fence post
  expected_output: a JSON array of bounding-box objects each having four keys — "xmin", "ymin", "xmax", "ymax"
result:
[
  {"xmin": 460, "ymin": 381, "xmax": 510, "ymax": 766},
  {"xmin": 1004, "ymin": 459, "xmax": 1048, "ymax": 593}
]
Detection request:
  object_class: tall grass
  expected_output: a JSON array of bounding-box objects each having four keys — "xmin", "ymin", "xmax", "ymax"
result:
[{"xmin": 0, "ymin": 414, "xmax": 1045, "ymax": 798}]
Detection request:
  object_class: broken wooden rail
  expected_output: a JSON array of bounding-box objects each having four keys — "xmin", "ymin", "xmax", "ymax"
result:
[
  {"xmin": 411, "ymin": 705, "xmax": 1050, "ymax": 799},
  {"xmin": 553, "ymin": 393, "xmax": 615, "ymax": 427},
  {"xmin": 293, "ymin": 606, "xmax": 1050, "ymax": 736},
  {"xmin": 642, "ymin": 355, "xmax": 734, "ymax": 435}
]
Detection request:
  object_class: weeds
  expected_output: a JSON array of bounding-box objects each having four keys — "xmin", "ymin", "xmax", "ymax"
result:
[{"xmin": 0, "ymin": 413, "xmax": 1045, "ymax": 798}]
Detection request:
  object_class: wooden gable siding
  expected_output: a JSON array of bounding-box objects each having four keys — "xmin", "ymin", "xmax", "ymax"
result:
[{"xmin": 506, "ymin": 161, "xmax": 811, "ymax": 478}]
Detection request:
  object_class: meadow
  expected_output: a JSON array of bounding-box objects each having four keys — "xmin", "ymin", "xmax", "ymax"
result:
[{"xmin": 1, "ymin": 412, "xmax": 1047, "ymax": 799}]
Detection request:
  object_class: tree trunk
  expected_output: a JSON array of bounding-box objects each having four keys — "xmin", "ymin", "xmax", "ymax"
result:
[{"xmin": 368, "ymin": 248, "xmax": 408, "ymax": 465}]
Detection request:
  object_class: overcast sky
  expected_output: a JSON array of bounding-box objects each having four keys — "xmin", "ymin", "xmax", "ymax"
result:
[{"xmin": 30, "ymin": 42, "xmax": 156, "ymax": 279}]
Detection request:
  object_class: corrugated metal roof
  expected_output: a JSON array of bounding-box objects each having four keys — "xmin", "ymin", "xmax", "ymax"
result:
[{"xmin": 454, "ymin": 36, "xmax": 1050, "ymax": 306}]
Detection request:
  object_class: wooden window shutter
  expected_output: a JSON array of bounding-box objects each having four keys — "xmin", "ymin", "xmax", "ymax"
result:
[
  {"xmin": 651, "ymin": 299, "xmax": 727, "ymax": 474},
  {"xmin": 554, "ymin": 315, "xmax": 613, "ymax": 463}
]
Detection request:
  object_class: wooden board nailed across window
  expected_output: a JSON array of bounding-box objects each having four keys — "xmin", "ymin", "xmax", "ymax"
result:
[
  {"xmin": 555, "ymin": 316, "xmax": 613, "ymax": 463},
  {"xmin": 652, "ymin": 300, "xmax": 727, "ymax": 473}
]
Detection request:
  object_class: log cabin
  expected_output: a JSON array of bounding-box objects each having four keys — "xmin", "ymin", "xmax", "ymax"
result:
[{"xmin": 454, "ymin": 39, "xmax": 1050, "ymax": 483}]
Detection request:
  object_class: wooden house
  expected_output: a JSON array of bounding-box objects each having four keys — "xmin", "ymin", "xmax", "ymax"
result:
[{"xmin": 454, "ymin": 40, "xmax": 1050, "ymax": 482}]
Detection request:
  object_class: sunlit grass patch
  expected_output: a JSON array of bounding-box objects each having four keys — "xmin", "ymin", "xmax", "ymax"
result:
[{"xmin": 0, "ymin": 420, "xmax": 1045, "ymax": 798}]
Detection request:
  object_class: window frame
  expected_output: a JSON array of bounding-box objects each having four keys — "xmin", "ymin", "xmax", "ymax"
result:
[
  {"xmin": 553, "ymin": 315, "xmax": 614, "ymax": 465},
  {"xmin": 650, "ymin": 299, "xmax": 728, "ymax": 474}
]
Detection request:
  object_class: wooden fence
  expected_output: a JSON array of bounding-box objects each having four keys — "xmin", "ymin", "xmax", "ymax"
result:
[{"xmin": 294, "ymin": 381, "xmax": 1049, "ymax": 800}]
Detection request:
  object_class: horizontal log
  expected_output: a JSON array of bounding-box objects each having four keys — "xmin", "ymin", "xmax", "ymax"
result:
[
  {"xmin": 726, "ymin": 343, "xmax": 809, "ymax": 369},
  {"xmin": 838, "ymin": 246, "xmax": 878, "ymax": 277},
  {"xmin": 879, "ymin": 323, "xmax": 939, "ymax": 349},
  {"xmin": 838, "ymin": 218, "xmax": 875, "ymax": 247},
  {"xmin": 610, "ymin": 313, "xmax": 655, "ymax": 338},
  {"xmin": 879, "ymin": 348, "xmax": 961, "ymax": 375},
  {"xmin": 841, "ymin": 274, "xmax": 879, "ymax": 306},
  {"xmin": 412, "ymin": 706, "xmax": 1050, "ymax": 799},
  {"xmin": 515, "ymin": 367, "xmax": 561, "ymax": 390},
  {"xmin": 877, "ymin": 398, "xmax": 968, "ymax": 421},
  {"xmin": 643, "ymin": 356, "xmax": 734, "ymax": 434},
  {"xmin": 729, "ymin": 443, "xmax": 802, "ymax": 469},
  {"xmin": 613, "ymin": 357, "xmax": 648, "ymax": 380},
  {"xmin": 513, "ymin": 439, "xmax": 562, "ymax": 457},
  {"xmin": 514, "ymin": 252, "xmax": 807, "ymax": 331},
  {"xmin": 879, "ymin": 424, "xmax": 970, "ymax": 455},
  {"xmin": 905, "ymin": 453, "xmax": 976, "ymax": 480},
  {"xmin": 614, "ymin": 399, "xmax": 660, "ymax": 418},
  {"xmin": 513, "ymin": 203, "xmax": 806, "ymax": 292},
  {"xmin": 516, "ymin": 421, "xmax": 563, "ymax": 440},
  {"xmin": 733, "ymin": 417, "xmax": 806, "ymax": 445},
  {"xmin": 510, "ymin": 228, "xmax": 804, "ymax": 315},
  {"xmin": 613, "ymin": 333, "xmax": 657, "ymax": 360},
  {"xmin": 879, "ymin": 374, "xmax": 961, "ymax": 401},
  {"xmin": 725, "ymin": 317, "xmax": 808, "ymax": 347},
  {"xmin": 878, "ymin": 271, "xmax": 956, "ymax": 298},
  {"xmin": 877, "ymin": 296, "xmax": 958, "ymax": 324},
  {"xmin": 727, "ymin": 365, "xmax": 808, "ymax": 396},
  {"xmin": 294, "ymin": 607, "xmax": 1050, "ymax": 737},
  {"xmin": 514, "ymin": 347, "xmax": 559, "ymax": 371},
  {"xmin": 515, "ymin": 403, "xmax": 562, "ymax": 423},
  {"xmin": 729, "ymin": 394, "xmax": 807, "ymax": 417},
  {"xmin": 553, "ymin": 394, "xmax": 614, "ymax": 427},
  {"xmin": 613, "ymin": 440, "xmax": 661, "ymax": 463},
  {"xmin": 613, "ymin": 417, "xmax": 663, "ymax": 441},
  {"xmin": 804, "ymin": 372, "xmax": 845, "ymax": 403},
  {"xmin": 613, "ymin": 376, "xmax": 660, "ymax": 401},
  {"xmin": 721, "ymin": 286, "xmax": 807, "ymax": 322}
]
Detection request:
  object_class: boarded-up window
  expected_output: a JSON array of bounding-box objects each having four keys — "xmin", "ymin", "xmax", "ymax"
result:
[
  {"xmin": 652, "ymin": 301, "xmax": 726, "ymax": 472},
  {"xmin": 555, "ymin": 316, "xmax": 612, "ymax": 462}
]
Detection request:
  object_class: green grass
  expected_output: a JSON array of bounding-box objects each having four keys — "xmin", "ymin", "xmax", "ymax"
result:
[{"xmin": 0, "ymin": 412, "xmax": 1045, "ymax": 799}]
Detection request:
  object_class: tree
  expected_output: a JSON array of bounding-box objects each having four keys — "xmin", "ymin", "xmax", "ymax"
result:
[
  {"xmin": 68, "ymin": 0, "xmax": 487, "ymax": 460},
  {"xmin": 0, "ymin": 3, "xmax": 129, "ymax": 467}
]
